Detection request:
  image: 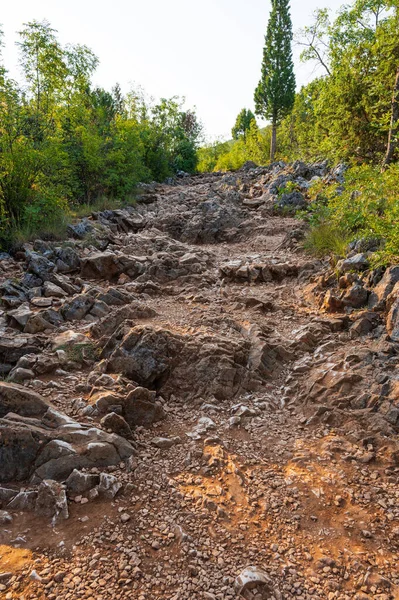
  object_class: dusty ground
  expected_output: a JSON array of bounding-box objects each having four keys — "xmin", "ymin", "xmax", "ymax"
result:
[{"xmin": 1, "ymin": 168, "xmax": 399, "ymax": 600}]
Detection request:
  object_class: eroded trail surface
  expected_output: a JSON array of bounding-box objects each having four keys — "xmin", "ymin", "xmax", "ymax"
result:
[{"xmin": 1, "ymin": 162, "xmax": 399, "ymax": 600}]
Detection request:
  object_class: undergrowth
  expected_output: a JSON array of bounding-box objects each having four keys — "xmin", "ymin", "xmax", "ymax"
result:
[
  {"xmin": 11, "ymin": 218, "xmax": 70, "ymax": 245},
  {"xmin": 299, "ymin": 163, "xmax": 399, "ymax": 267},
  {"xmin": 303, "ymin": 223, "xmax": 351, "ymax": 258},
  {"xmin": 70, "ymin": 195, "xmax": 135, "ymax": 219},
  {"xmin": 60, "ymin": 342, "xmax": 99, "ymax": 363},
  {"xmin": 1, "ymin": 194, "xmax": 137, "ymax": 250}
]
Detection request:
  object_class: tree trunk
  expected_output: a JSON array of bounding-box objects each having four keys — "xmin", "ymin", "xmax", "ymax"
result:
[
  {"xmin": 382, "ymin": 66, "xmax": 399, "ymax": 171},
  {"xmin": 270, "ymin": 120, "xmax": 277, "ymax": 162}
]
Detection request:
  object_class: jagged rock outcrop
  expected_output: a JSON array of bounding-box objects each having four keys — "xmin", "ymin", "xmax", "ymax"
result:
[
  {"xmin": 220, "ymin": 260, "xmax": 302, "ymax": 283},
  {"xmin": 102, "ymin": 324, "xmax": 288, "ymax": 401},
  {"xmin": 0, "ymin": 382, "xmax": 135, "ymax": 483}
]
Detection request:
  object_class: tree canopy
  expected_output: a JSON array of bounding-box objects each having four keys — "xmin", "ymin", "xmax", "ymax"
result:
[
  {"xmin": 0, "ymin": 20, "xmax": 202, "ymax": 246},
  {"xmin": 231, "ymin": 109, "xmax": 256, "ymax": 141}
]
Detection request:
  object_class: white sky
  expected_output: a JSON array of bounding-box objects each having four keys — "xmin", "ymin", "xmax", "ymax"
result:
[{"xmin": 1, "ymin": 0, "xmax": 344, "ymax": 140}]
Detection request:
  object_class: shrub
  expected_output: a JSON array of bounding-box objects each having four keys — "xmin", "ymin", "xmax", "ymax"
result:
[{"xmin": 302, "ymin": 163, "xmax": 399, "ymax": 266}]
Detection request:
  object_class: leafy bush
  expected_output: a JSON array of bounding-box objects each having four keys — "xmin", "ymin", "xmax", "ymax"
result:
[
  {"xmin": 277, "ymin": 180, "xmax": 298, "ymax": 197},
  {"xmin": 0, "ymin": 21, "xmax": 202, "ymax": 248},
  {"xmin": 302, "ymin": 163, "xmax": 399, "ymax": 265},
  {"xmin": 197, "ymin": 123, "xmax": 271, "ymax": 173}
]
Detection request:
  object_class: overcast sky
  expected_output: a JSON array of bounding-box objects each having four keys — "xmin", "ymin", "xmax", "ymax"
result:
[{"xmin": 1, "ymin": 0, "xmax": 344, "ymax": 140}]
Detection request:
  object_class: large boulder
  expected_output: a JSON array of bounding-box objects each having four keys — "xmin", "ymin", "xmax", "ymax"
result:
[
  {"xmin": 26, "ymin": 252, "xmax": 55, "ymax": 279},
  {"xmin": 61, "ymin": 294, "xmax": 95, "ymax": 321},
  {"xmin": 369, "ymin": 266, "xmax": 399, "ymax": 311},
  {"xmin": 0, "ymin": 383, "xmax": 135, "ymax": 483},
  {"xmin": 81, "ymin": 252, "xmax": 122, "ymax": 279},
  {"xmin": 95, "ymin": 287, "xmax": 134, "ymax": 306},
  {"xmin": 35, "ymin": 479, "xmax": 69, "ymax": 523},
  {"xmin": 67, "ymin": 218, "xmax": 93, "ymax": 240},
  {"xmin": 6, "ymin": 304, "xmax": 33, "ymax": 329},
  {"xmin": 0, "ymin": 419, "xmax": 45, "ymax": 481},
  {"xmin": 220, "ymin": 260, "xmax": 300, "ymax": 283},
  {"xmin": 53, "ymin": 245, "xmax": 81, "ymax": 272},
  {"xmin": 1, "ymin": 280, "xmax": 29, "ymax": 308},
  {"xmin": 275, "ymin": 190, "xmax": 306, "ymax": 212},
  {"xmin": 105, "ymin": 326, "xmax": 183, "ymax": 386},
  {"xmin": 26, "ymin": 251, "xmax": 80, "ymax": 294},
  {"xmin": 65, "ymin": 469, "xmax": 100, "ymax": 494},
  {"xmin": 100, "ymin": 412, "xmax": 133, "ymax": 437},
  {"xmin": 0, "ymin": 334, "xmax": 44, "ymax": 365},
  {"xmin": 337, "ymin": 253, "xmax": 369, "ymax": 274},
  {"xmin": 43, "ymin": 281, "xmax": 68, "ymax": 298},
  {"xmin": 0, "ymin": 381, "xmax": 50, "ymax": 418},
  {"xmin": 342, "ymin": 283, "xmax": 368, "ymax": 308},
  {"xmin": 149, "ymin": 196, "xmax": 244, "ymax": 244},
  {"xmin": 104, "ymin": 324, "xmax": 274, "ymax": 401},
  {"xmin": 80, "ymin": 252, "xmax": 143, "ymax": 280},
  {"xmin": 95, "ymin": 387, "xmax": 165, "ymax": 428},
  {"xmin": 123, "ymin": 387, "xmax": 165, "ymax": 426},
  {"xmin": 91, "ymin": 304, "xmax": 157, "ymax": 339},
  {"xmin": 52, "ymin": 330, "xmax": 87, "ymax": 350},
  {"xmin": 24, "ymin": 312, "xmax": 59, "ymax": 334}
]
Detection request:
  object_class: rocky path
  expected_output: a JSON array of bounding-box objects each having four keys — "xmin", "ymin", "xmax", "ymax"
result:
[{"xmin": 1, "ymin": 162, "xmax": 399, "ymax": 600}]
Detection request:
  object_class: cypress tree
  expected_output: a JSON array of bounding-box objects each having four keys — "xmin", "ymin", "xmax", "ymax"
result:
[{"xmin": 254, "ymin": 0, "xmax": 296, "ymax": 161}]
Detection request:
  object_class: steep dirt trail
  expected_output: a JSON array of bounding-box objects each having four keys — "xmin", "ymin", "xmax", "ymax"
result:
[{"xmin": 1, "ymin": 165, "xmax": 399, "ymax": 600}]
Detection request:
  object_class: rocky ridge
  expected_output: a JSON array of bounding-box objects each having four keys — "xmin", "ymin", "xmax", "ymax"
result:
[{"xmin": 0, "ymin": 161, "xmax": 399, "ymax": 600}]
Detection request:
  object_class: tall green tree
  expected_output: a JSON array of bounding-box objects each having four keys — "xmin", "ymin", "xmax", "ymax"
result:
[
  {"xmin": 17, "ymin": 20, "xmax": 67, "ymax": 133},
  {"xmin": 254, "ymin": 0, "xmax": 296, "ymax": 161},
  {"xmin": 232, "ymin": 108, "xmax": 256, "ymax": 141}
]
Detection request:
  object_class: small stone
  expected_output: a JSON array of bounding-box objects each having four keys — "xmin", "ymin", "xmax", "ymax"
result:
[
  {"xmin": 120, "ymin": 513, "xmax": 131, "ymax": 523},
  {"xmin": 0, "ymin": 511, "xmax": 12, "ymax": 525}
]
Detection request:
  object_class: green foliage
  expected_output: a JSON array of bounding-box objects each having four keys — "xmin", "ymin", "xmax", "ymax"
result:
[
  {"xmin": 277, "ymin": 180, "xmax": 298, "ymax": 197},
  {"xmin": 71, "ymin": 196, "xmax": 124, "ymax": 219},
  {"xmin": 296, "ymin": 9, "xmax": 332, "ymax": 76},
  {"xmin": 299, "ymin": 190, "xmax": 351, "ymax": 258},
  {"xmin": 137, "ymin": 98, "xmax": 202, "ymax": 180},
  {"xmin": 254, "ymin": 0, "xmax": 296, "ymax": 159},
  {"xmin": 302, "ymin": 163, "xmax": 399, "ymax": 265},
  {"xmin": 197, "ymin": 140, "xmax": 231, "ymax": 172},
  {"xmin": 232, "ymin": 109, "xmax": 256, "ymax": 141},
  {"xmin": 22, "ymin": 187, "xmax": 69, "ymax": 235},
  {"xmin": 60, "ymin": 342, "xmax": 99, "ymax": 363},
  {"xmin": 0, "ymin": 20, "xmax": 202, "ymax": 248},
  {"xmin": 197, "ymin": 123, "xmax": 271, "ymax": 173},
  {"xmin": 303, "ymin": 222, "xmax": 351, "ymax": 258},
  {"xmin": 277, "ymin": 79, "xmax": 327, "ymax": 160},
  {"xmin": 195, "ymin": 0, "xmax": 399, "ymax": 268},
  {"xmin": 284, "ymin": 0, "xmax": 399, "ymax": 164}
]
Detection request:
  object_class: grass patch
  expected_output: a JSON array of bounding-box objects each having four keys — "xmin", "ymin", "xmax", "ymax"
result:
[
  {"xmin": 1, "ymin": 193, "xmax": 139, "ymax": 251},
  {"xmin": 70, "ymin": 194, "xmax": 137, "ymax": 219},
  {"xmin": 71, "ymin": 196, "xmax": 122, "ymax": 218},
  {"xmin": 60, "ymin": 342, "xmax": 99, "ymax": 363},
  {"xmin": 303, "ymin": 222, "xmax": 351, "ymax": 258},
  {"xmin": 11, "ymin": 216, "xmax": 69, "ymax": 244}
]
